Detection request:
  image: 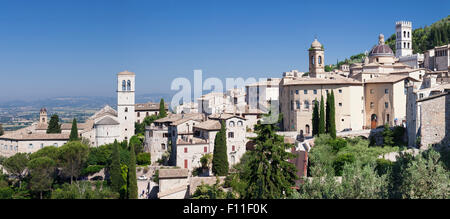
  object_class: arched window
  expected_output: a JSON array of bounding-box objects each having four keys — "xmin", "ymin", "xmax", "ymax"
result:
[
  {"xmin": 318, "ymin": 56, "xmax": 322, "ymax": 64},
  {"xmin": 311, "ymin": 56, "xmax": 315, "ymax": 65},
  {"xmin": 404, "ymin": 42, "xmax": 406, "ymax": 48},
  {"xmin": 229, "ymin": 121, "xmax": 235, "ymax": 127},
  {"xmin": 161, "ymin": 143, "xmax": 166, "ymax": 150},
  {"xmin": 127, "ymin": 80, "xmax": 131, "ymax": 91},
  {"xmin": 125, "ymin": 107, "xmax": 128, "ymax": 112},
  {"xmin": 137, "ymin": 112, "xmax": 140, "ymax": 117},
  {"xmin": 122, "ymin": 80, "xmax": 126, "ymax": 91},
  {"xmin": 403, "ymin": 31, "xmax": 406, "ymax": 38},
  {"xmin": 305, "ymin": 125, "xmax": 310, "ymax": 134},
  {"xmin": 304, "ymin": 100, "xmax": 310, "ymax": 109},
  {"xmin": 408, "ymin": 43, "xmax": 410, "ymax": 49},
  {"xmin": 237, "ymin": 121, "xmax": 243, "ymax": 127},
  {"xmin": 408, "ymin": 31, "xmax": 410, "ymax": 38}
]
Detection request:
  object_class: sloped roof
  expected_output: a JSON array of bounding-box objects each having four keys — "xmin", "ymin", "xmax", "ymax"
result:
[
  {"xmin": 135, "ymin": 102, "xmax": 168, "ymax": 111},
  {"xmin": 95, "ymin": 117, "xmax": 120, "ymax": 125},
  {"xmin": 283, "ymin": 76, "xmax": 362, "ymax": 86},
  {"xmin": 208, "ymin": 113, "xmax": 245, "ymax": 120},
  {"xmin": 159, "ymin": 168, "xmax": 189, "ymax": 179},
  {"xmin": 194, "ymin": 120, "xmax": 221, "ymax": 131},
  {"xmin": 90, "ymin": 105, "xmax": 117, "ymax": 120},
  {"xmin": 0, "ymin": 132, "xmax": 70, "ymax": 141},
  {"xmin": 364, "ymin": 75, "xmax": 419, "ymax": 84}
]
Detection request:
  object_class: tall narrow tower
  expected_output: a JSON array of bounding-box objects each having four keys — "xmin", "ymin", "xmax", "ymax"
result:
[
  {"xmin": 39, "ymin": 108, "xmax": 47, "ymax": 124},
  {"xmin": 117, "ymin": 70, "xmax": 136, "ymax": 142},
  {"xmin": 309, "ymin": 38, "xmax": 325, "ymax": 78},
  {"xmin": 395, "ymin": 21, "xmax": 413, "ymax": 57}
]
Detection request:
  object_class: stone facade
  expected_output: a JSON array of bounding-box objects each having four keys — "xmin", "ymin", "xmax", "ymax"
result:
[
  {"xmin": 117, "ymin": 70, "xmax": 136, "ymax": 142},
  {"xmin": 418, "ymin": 92, "xmax": 450, "ymax": 149}
]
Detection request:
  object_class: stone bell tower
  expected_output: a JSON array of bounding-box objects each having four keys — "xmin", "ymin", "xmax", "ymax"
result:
[
  {"xmin": 395, "ymin": 21, "xmax": 413, "ymax": 57},
  {"xmin": 117, "ymin": 70, "xmax": 136, "ymax": 142},
  {"xmin": 39, "ymin": 108, "xmax": 48, "ymax": 124},
  {"xmin": 309, "ymin": 38, "xmax": 325, "ymax": 78}
]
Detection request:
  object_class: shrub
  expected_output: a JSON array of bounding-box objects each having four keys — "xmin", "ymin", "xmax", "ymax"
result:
[
  {"xmin": 329, "ymin": 138, "xmax": 347, "ymax": 152},
  {"xmin": 136, "ymin": 153, "xmax": 151, "ymax": 165},
  {"xmin": 333, "ymin": 153, "xmax": 355, "ymax": 176},
  {"xmin": 81, "ymin": 165, "xmax": 104, "ymax": 176},
  {"xmin": 375, "ymin": 158, "xmax": 393, "ymax": 176}
]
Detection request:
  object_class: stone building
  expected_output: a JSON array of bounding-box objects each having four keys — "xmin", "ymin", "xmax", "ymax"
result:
[
  {"xmin": 406, "ymin": 73, "xmax": 450, "ymax": 148},
  {"xmin": 174, "ymin": 114, "xmax": 247, "ymax": 170},
  {"xmin": 424, "ymin": 44, "xmax": 450, "ymax": 72},
  {"xmin": 144, "ymin": 113, "xmax": 204, "ymax": 164},
  {"xmin": 407, "ymin": 90, "xmax": 450, "ymax": 149},
  {"xmin": 175, "ymin": 102, "xmax": 198, "ymax": 114},
  {"xmin": 1, "ymin": 71, "xmax": 140, "ymax": 157},
  {"xmin": 135, "ymin": 102, "xmax": 168, "ymax": 124},
  {"xmin": 157, "ymin": 168, "xmax": 189, "ymax": 199},
  {"xmin": 245, "ymin": 78, "xmax": 281, "ymax": 113},
  {"xmin": 279, "ymin": 75, "xmax": 364, "ymax": 134},
  {"xmin": 117, "ymin": 70, "xmax": 136, "ymax": 142}
]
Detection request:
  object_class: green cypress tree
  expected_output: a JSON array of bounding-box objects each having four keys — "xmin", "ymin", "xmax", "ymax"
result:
[
  {"xmin": 212, "ymin": 120, "xmax": 228, "ymax": 176},
  {"xmin": 329, "ymin": 90, "xmax": 337, "ymax": 139},
  {"xmin": 0, "ymin": 123, "xmax": 4, "ymax": 136},
  {"xmin": 312, "ymin": 99, "xmax": 319, "ymax": 136},
  {"xmin": 127, "ymin": 143, "xmax": 138, "ymax": 199},
  {"xmin": 325, "ymin": 93, "xmax": 331, "ymax": 133},
  {"xmin": 159, "ymin": 98, "xmax": 167, "ymax": 118},
  {"xmin": 318, "ymin": 95, "xmax": 325, "ymax": 135},
  {"xmin": 46, "ymin": 114, "xmax": 61, "ymax": 134},
  {"xmin": 69, "ymin": 118, "xmax": 79, "ymax": 141},
  {"xmin": 245, "ymin": 112, "xmax": 298, "ymax": 199},
  {"xmin": 111, "ymin": 140, "xmax": 124, "ymax": 193}
]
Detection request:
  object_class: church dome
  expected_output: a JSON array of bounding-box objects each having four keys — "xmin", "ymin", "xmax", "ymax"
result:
[
  {"xmin": 40, "ymin": 108, "xmax": 47, "ymax": 113},
  {"xmin": 369, "ymin": 34, "xmax": 394, "ymax": 57},
  {"xmin": 311, "ymin": 39, "xmax": 322, "ymax": 49}
]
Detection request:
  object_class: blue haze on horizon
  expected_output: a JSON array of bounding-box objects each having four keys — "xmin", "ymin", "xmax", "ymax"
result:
[{"xmin": 0, "ymin": 0, "xmax": 448, "ymax": 102}]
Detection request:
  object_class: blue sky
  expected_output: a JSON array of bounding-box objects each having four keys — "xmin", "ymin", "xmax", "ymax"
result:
[{"xmin": 0, "ymin": 0, "xmax": 448, "ymax": 102}]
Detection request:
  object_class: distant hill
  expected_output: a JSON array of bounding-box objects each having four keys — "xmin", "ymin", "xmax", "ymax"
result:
[{"xmin": 0, "ymin": 92, "xmax": 175, "ymax": 110}]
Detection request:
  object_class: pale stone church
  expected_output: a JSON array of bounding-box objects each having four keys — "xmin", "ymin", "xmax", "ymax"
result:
[{"xmin": 0, "ymin": 71, "xmax": 137, "ymax": 157}]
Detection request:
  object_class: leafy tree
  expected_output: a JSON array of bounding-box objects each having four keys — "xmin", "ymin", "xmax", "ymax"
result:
[
  {"xmin": 212, "ymin": 120, "xmax": 228, "ymax": 176},
  {"xmin": 200, "ymin": 153, "xmax": 213, "ymax": 170},
  {"xmin": 158, "ymin": 98, "xmax": 167, "ymax": 118},
  {"xmin": 382, "ymin": 124, "xmax": 394, "ymax": 147},
  {"xmin": 192, "ymin": 178, "xmax": 232, "ymax": 199},
  {"xmin": 325, "ymin": 93, "xmax": 330, "ymax": 133},
  {"xmin": 110, "ymin": 140, "xmax": 125, "ymax": 194},
  {"xmin": 86, "ymin": 145, "xmax": 111, "ymax": 166},
  {"xmin": 375, "ymin": 158, "xmax": 393, "ymax": 176},
  {"xmin": 58, "ymin": 141, "xmax": 89, "ymax": 184},
  {"xmin": 127, "ymin": 144, "xmax": 138, "ymax": 199},
  {"xmin": 3, "ymin": 153, "xmax": 29, "ymax": 188},
  {"xmin": 27, "ymin": 157, "xmax": 56, "ymax": 199},
  {"xmin": 398, "ymin": 149, "xmax": 449, "ymax": 199},
  {"xmin": 51, "ymin": 181, "xmax": 119, "ymax": 199},
  {"xmin": 46, "ymin": 114, "xmax": 61, "ymax": 134},
  {"xmin": 80, "ymin": 165, "xmax": 104, "ymax": 176},
  {"xmin": 333, "ymin": 153, "xmax": 355, "ymax": 176},
  {"xmin": 244, "ymin": 113, "xmax": 297, "ymax": 199},
  {"xmin": 312, "ymin": 99, "xmax": 319, "ymax": 136},
  {"xmin": 136, "ymin": 152, "xmax": 151, "ymax": 166},
  {"xmin": 69, "ymin": 118, "xmax": 79, "ymax": 141},
  {"xmin": 318, "ymin": 95, "xmax": 325, "ymax": 135},
  {"xmin": 0, "ymin": 123, "xmax": 4, "ymax": 136},
  {"xmin": 329, "ymin": 138, "xmax": 347, "ymax": 153},
  {"xmin": 129, "ymin": 135, "xmax": 143, "ymax": 155},
  {"xmin": 329, "ymin": 91, "xmax": 336, "ymax": 139},
  {"xmin": 29, "ymin": 146, "xmax": 59, "ymax": 162},
  {"xmin": 338, "ymin": 162, "xmax": 388, "ymax": 199}
]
